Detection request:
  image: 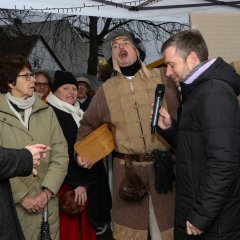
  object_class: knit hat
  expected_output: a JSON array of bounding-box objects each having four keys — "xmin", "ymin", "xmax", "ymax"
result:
[
  {"xmin": 52, "ymin": 70, "xmax": 78, "ymax": 92},
  {"xmin": 102, "ymin": 29, "xmax": 146, "ymax": 64},
  {"xmin": 77, "ymin": 77, "xmax": 90, "ymax": 87}
]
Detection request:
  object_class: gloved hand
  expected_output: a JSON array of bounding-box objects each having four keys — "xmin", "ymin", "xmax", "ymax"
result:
[{"xmin": 152, "ymin": 149, "xmax": 176, "ymax": 194}]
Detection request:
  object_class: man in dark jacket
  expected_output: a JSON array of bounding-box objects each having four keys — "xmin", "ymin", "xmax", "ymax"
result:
[
  {"xmin": 0, "ymin": 144, "xmax": 49, "ymax": 240},
  {"xmin": 157, "ymin": 29, "xmax": 240, "ymax": 240}
]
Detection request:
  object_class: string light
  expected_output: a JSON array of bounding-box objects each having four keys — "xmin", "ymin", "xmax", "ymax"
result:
[
  {"xmin": 11, "ymin": 0, "xmax": 234, "ymax": 13},
  {"xmin": 10, "ymin": 0, "xmax": 162, "ymax": 14}
]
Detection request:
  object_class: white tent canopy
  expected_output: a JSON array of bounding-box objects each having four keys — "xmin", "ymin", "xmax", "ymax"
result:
[
  {"xmin": 1, "ymin": 0, "xmax": 240, "ymax": 22},
  {"xmin": 1, "ymin": 1, "xmax": 240, "ymax": 64}
]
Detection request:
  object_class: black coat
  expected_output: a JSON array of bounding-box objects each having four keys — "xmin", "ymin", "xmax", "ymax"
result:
[
  {"xmin": 0, "ymin": 148, "xmax": 32, "ymax": 240},
  {"xmin": 49, "ymin": 104, "xmax": 112, "ymax": 227},
  {"xmin": 79, "ymin": 95, "xmax": 92, "ymax": 112},
  {"xmin": 159, "ymin": 58, "xmax": 240, "ymax": 240}
]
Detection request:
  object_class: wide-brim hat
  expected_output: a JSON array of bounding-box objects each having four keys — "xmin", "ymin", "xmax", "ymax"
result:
[
  {"xmin": 74, "ymin": 123, "xmax": 116, "ymax": 164},
  {"xmin": 52, "ymin": 70, "xmax": 78, "ymax": 92},
  {"xmin": 77, "ymin": 77, "xmax": 90, "ymax": 87},
  {"xmin": 102, "ymin": 29, "xmax": 146, "ymax": 63}
]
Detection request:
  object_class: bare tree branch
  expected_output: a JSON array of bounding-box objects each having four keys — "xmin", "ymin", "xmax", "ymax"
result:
[{"xmin": 0, "ymin": 9, "xmax": 188, "ymax": 76}]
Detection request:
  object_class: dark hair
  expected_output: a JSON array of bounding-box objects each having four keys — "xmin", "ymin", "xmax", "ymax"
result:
[
  {"xmin": 0, "ymin": 54, "xmax": 32, "ymax": 93},
  {"xmin": 161, "ymin": 29, "xmax": 209, "ymax": 62},
  {"xmin": 35, "ymin": 70, "xmax": 53, "ymax": 90}
]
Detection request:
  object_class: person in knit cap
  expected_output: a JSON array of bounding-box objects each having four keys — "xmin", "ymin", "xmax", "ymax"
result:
[
  {"xmin": 74, "ymin": 29, "xmax": 176, "ymax": 240},
  {"xmin": 76, "ymin": 76, "xmax": 92, "ymax": 111},
  {"xmin": 47, "ymin": 70, "xmax": 112, "ymax": 240}
]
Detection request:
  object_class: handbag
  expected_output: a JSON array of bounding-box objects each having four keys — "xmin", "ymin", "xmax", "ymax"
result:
[
  {"xmin": 59, "ymin": 190, "xmax": 85, "ymax": 216},
  {"xmin": 119, "ymin": 155, "xmax": 149, "ymax": 202}
]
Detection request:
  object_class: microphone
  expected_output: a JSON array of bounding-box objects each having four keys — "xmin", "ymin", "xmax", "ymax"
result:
[{"xmin": 151, "ymin": 84, "xmax": 165, "ymax": 134}]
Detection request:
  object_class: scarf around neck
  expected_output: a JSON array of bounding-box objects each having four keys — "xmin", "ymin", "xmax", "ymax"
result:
[
  {"xmin": 46, "ymin": 92, "xmax": 84, "ymax": 127},
  {"xmin": 5, "ymin": 92, "xmax": 35, "ymax": 129},
  {"xmin": 184, "ymin": 59, "xmax": 216, "ymax": 85},
  {"xmin": 120, "ymin": 60, "xmax": 141, "ymax": 76}
]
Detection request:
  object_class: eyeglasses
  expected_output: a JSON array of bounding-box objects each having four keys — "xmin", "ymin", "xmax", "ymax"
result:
[
  {"xmin": 18, "ymin": 73, "xmax": 35, "ymax": 81},
  {"xmin": 78, "ymin": 84, "xmax": 88, "ymax": 89},
  {"xmin": 35, "ymin": 82, "xmax": 49, "ymax": 88}
]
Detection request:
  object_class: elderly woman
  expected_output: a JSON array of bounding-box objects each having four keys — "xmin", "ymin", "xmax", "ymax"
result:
[
  {"xmin": 46, "ymin": 70, "xmax": 112, "ymax": 240},
  {"xmin": 0, "ymin": 54, "xmax": 69, "ymax": 240}
]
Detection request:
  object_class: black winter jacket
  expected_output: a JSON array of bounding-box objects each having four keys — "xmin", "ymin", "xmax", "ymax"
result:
[
  {"xmin": 49, "ymin": 104, "xmax": 112, "ymax": 228},
  {"xmin": 159, "ymin": 58, "xmax": 240, "ymax": 240},
  {"xmin": 0, "ymin": 148, "xmax": 33, "ymax": 240}
]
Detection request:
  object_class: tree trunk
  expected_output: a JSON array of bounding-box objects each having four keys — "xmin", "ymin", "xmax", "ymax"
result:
[{"xmin": 87, "ymin": 16, "xmax": 99, "ymax": 76}]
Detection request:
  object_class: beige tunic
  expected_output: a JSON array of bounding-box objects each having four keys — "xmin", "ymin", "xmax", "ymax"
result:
[{"xmin": 76, "ymin": 67, "xmax": 179, "ymax": 240}]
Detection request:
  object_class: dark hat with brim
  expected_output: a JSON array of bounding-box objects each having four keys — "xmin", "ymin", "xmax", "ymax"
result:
[
  {"xmin": 102, "ymin": 29, "xmax": 146, "ymax": 63},
  {"xmin": 77, "ymin": 77, "xmax": 90, "ymax": 87},
  {"xmin": 52, "ymin": 70, "xmax": 78, "ymax": 92}
]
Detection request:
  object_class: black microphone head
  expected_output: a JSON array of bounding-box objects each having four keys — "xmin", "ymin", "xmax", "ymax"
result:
[
  {"xmin": 155, "ymin": 84, "xmax": 165, "ymax": 100},
  {"xmin": 151, "ymin": 84, "xmax": 165, "ymax": 134}
]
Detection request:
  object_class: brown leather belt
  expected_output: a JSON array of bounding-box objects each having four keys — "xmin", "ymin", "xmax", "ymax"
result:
[{"xmin": 115, "ymin": 152, "xmax": 154, "ymax": 162}]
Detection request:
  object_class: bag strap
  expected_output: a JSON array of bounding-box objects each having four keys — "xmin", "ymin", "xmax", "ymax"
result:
[
  {"xmin": 124, "ymin": 154, "xmax": 133, "ymax": 168},
  {"xmin": 123, "ymin": 154, "xmax": 136, "ymax": 176}
]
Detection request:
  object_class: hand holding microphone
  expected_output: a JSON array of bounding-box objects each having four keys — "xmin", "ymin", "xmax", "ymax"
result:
[{"xmin": 151, "ymin": 84, "xmax": 165, "ymax": 134}]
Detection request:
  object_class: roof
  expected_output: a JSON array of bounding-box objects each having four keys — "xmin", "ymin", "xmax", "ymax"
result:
[
  {"xmin": 0, "ymin": 35, "xmax": 65, "ymax": 70},
  {"xmin": 0, "ymin": 35, "xmax": 38, "ymax": 58},
  {"xmin": 146, "ymin": 58, "xmax": 165, "ymax": 69}
]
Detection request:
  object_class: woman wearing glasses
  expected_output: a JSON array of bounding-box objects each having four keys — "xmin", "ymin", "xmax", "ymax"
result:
[
  {"xmin": 34, "ymin": 70, "xmax": 52, "ymax": 103},
  {"xmin": 0, "ymin": 54, "xmax": 69, "ymax": 240}
]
